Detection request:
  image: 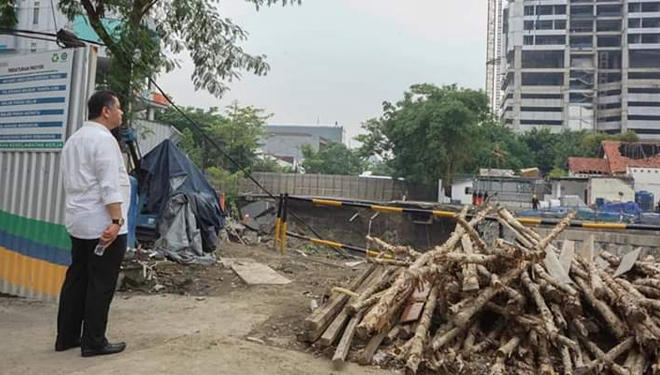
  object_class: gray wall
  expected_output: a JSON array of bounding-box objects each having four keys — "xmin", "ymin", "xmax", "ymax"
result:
[{"xmin": 227, "ymin": 172, "xmax": 437, "ymax": 202}]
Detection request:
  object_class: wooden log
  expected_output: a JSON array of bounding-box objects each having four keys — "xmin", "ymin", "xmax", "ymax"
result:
[
  {"xmin": 319, "ymin": 268, "xmax": 387, "ymax": 346},
  {"xmin": 562, "ymin": 346, "xmax": 573, "ymax": 375},
  {"xmin": 431, "ymin": 325, "xmax": 465, "ymax": 352},
  {"xmin": 332, "ymin": 312, "xmax": 364, "ymax": 369},
  {"xmin": 406, "ymin": 283, "xmax": 440, "ymax": 374},
  {"xmin": 521, "ymin": 270, "xmax": 560, "ymax": 338},
  {"xmin": 599, "ymin": 270, "xmax": 648, "ymax": 324},
  {"xmin": 460, "ymin": 234, "xmax": 480, "ymax": 292},
  {"xmin": 462, "ymin": 321, "xmax": 479, "ymax": 352},
  {"xmin": 451, "ymin": 262, "xmax": 529, "ymax": 328},
  {"xmin": 490, "ymin": 335, "xmax": 522, "ymax": 375},
  {"xmin": 455, "ymin": 216, "xmax": 488, "ymax": 252},
  {"xmin": 538, "ymin": 336, "xmax": 557, "ymax": 375},
  {"xmin": 468, "ymin": 320, "xmax": 502, "ymax": 356},
  {"xmin": 574, "ymin": 276, "xmax": 626, "ymax": 339},
  {"xmin": 357, "ymin": 328, "xmax": 389, "ymax": 365},
  {"xmin": 304, "ymin": 265, "xmax": 375, "ymax": 336},
  {"xmin": 632, "ymin": 352, "xmax": 648, "ymax": 375},
  {"xmin": 367, "ymin": 235, "xmax": 422, "ymax": 259},
  {"xmin": 577, "ymin": 337, "xmax": 634, "ymax": 375},
  {"xmin": 383, "ymin": 325, "xmax": 400, "ymax": 345}
]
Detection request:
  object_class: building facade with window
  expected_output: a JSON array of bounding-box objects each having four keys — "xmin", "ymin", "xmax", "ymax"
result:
[
  {"xmin": 499, "ymin": 0, "xmax": 660, "ymax": 140},
  {"xmin": 0, "ymin": 0, "xmax": 70, "ymax": 54}
]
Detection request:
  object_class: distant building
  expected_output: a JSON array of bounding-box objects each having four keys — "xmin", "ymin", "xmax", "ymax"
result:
[
  {"xmin": 259, "ymin": 125, "xmax": 345, "ymax": 168},
  {"xmin": 567, "ymin": 140, "xmax": 660, "ymax": 206},
  {"xmin": 499, "ymin": 0, "xmax": 660, "ymax": 139},
  {"xmin": 568, "ymin": 141, "xmax": 660, "ymax": 177}
]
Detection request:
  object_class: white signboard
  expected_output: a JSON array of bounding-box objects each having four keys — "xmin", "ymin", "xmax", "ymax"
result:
[{"xmin": 0, "ymin": 50, "xmax": 74, "ymax": 151}]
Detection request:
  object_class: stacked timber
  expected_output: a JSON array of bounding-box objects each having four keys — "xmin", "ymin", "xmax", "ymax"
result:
[{"xmin": 300, "ymin": 205, "xmax": 660, "ymax": 375}]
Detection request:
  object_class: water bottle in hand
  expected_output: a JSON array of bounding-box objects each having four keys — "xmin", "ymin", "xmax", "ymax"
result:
[{"xmin": 94, "ymin": 240, "xmax": 110, "ymax": 256}]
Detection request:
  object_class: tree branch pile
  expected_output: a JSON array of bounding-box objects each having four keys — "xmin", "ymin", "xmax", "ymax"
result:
[{"xmin": 299, "ymin": 205, "xmax": 660, "ymax": 374}]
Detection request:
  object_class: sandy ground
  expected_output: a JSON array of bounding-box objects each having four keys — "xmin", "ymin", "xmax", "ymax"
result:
[{"xmin": 0, "ymin": 243, "xmax": 394, "ymax": 375}]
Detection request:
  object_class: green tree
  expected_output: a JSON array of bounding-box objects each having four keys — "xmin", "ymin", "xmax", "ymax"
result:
[
  {"xmin": 156, "ymin": 102, "xmax": 269, "ymax": 173},
  {"xmin": 0, "ymin": 0, "xmax": 17, "ymax": 27},
  {"xmin": 358, "ymin": 84, "xmax": 489, "ymax": 190},
  {"xmin": 465, "ymin": 120, "xmax": 532, "ymax": 173},
  {"xmin": 56, "ymin": 0, "xmax": 299, "ymax": 121},
  {"xmin": 301, "ymin": 143, "xmax": 366, "ymax": 175}
]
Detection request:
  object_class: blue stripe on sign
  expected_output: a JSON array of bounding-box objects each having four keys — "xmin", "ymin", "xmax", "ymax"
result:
[
  {"xmin": 0, "ymin": 73, "xmax": 68, "ymax": 84},
  {"xmin": 0, "ymin": 97, "xmax": 66, "ymax": 106},
  {"xmin": 0, "ymin": 109, "xmax": 64, "ymax": 117},
  {"xmin": 0, "ymin": 121, "xmax": 62, "ymax": 129},
  {"xmin": 0, "ymin": 229, "xmax": 71, "ymax": 266},
  {"xmin": 0, "ymin": 85, "xmax": 67, "ymax": 96},
  {"xmin": 0, "ymin": 134, "xmax": 62, "ymax": 140}
]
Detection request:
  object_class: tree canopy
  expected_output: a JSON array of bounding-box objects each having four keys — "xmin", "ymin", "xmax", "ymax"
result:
[
  {"xmin": 53, "ymin": 0, "xmax": 299, "ymax": 119},
  {"xmin": 300, "ymin": 143, "xmax": 366, "ymax": 175},
  {"xmin": 155, "ymin": 101, "xmax": 269, "ymax": 174},
  {"xmin": 358, "ymin": 83, "xmax": 641, "ymax": 188}
]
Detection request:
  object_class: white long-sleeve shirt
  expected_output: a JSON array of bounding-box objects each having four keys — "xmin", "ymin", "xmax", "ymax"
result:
[{"xmin": 61, "ymin": 121, "xmax": 130, "ymax": 239}]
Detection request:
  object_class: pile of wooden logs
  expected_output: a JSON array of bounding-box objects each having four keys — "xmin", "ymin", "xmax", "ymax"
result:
[{"xmin": 300, "ymin": 205, "xmax": 660, "ymax": 375}]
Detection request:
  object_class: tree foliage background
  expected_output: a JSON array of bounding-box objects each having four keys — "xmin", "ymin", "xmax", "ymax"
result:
[{"xmin": 358, "ymin": 83, "xmax": 640, "ymax": 190}]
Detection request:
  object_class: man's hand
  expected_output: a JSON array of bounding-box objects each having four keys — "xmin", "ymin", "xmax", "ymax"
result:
[{"xmin": 101, "ymin": 223, "xmax": 120, "ymax": 244}]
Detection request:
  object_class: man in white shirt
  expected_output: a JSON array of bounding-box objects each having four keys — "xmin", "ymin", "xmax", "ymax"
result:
[{"xmin": 55, "ymin": 90, "xmax": 130, "ymax": 357}]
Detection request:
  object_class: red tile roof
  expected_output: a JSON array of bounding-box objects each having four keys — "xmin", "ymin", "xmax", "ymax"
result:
[
  {"xmin": 601, "ymin": 141, "xmax": 660, "ymax": 174},
  {"xmin": 569, "ymin": 141, "xmax": 660, "ymax": 175},
  {"xmin": 568, "ymin": 157, "xmax": 610, "ymax": 175}
]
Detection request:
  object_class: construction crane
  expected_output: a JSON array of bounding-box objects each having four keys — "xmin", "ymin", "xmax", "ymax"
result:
[{"xmin": 485, "ymin": 0, "xmax": 503, "ymax": 116}]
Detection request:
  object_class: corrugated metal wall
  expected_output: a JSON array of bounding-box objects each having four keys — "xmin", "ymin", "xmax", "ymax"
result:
[
  {"xmin": 0, "ymin": 47, "xmax": 95, "ymax": 301},
  {"xmin": 134, "ymin": 119, "xmax": 182, "ymax": 155}
]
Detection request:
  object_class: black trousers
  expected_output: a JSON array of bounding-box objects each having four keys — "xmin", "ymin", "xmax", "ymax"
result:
[{"xmin": 56, "ymin": 234, "xmax": 126, "ymax": 349}]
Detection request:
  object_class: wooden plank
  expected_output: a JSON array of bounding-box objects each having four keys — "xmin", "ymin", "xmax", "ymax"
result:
[
  {"xmin": 318, "ymin": 268, "xmax": 384, "ymax": 346},
  {"xmin": 303, "ymin": 265, "xmax": 375, "ymax": 332},
  {"xmin": 357, "ymin": 329, "xmax": 389, "ymax": 365},
  {"xmin": 332, "ymin": 313, "xmax": 363, "ymax": 369}
]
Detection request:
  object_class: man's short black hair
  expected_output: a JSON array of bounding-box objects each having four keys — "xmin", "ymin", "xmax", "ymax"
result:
[{"xmin": 87, "ymin": 90, "xmax": 118, "ymax": 120}]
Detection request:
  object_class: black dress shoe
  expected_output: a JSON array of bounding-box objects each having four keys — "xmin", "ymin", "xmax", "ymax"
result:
[
  {"xmin": 81, "ymin": 342, "xmax": 126, "ymax": 357},
  {"xmin": 55, "ymin": 339, "xmax": 81, "ymax": 352}
]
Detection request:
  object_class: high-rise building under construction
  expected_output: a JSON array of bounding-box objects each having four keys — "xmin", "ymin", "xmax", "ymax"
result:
[{"xmin": 492, "ymin": 0, "xmax": 660, "ymax": 140}]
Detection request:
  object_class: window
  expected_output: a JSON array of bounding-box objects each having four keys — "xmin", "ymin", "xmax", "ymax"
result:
[
  {"xmin": 536, "ymin": 20, "xmax": 553, "ymax": 30},
  {"xmin": 598, "ymin": 35, "xmax": 620, "ymax": 47},
  {"xmin": 524, "ymin": 36, "xmax": 534, "ymax": 45},
  {"xmin": 629, "ymin": 18, "xmax": 641, "ymax": 29},
  {"xmin": 597, "ymin": 5, "xmax": 622, "ymax": 17},
  {"xmin": 537, "ymin": 5, "xmax": 554, "ymax": 15},
  {"xmin": 524, "ymin": 21, "xmax": 534, "ymax": 30},
  {"xmin": 521, "ymin": 107, "xmax": 563, "ymax": 112},
  {"xmin": 643, "ymin": 18, "xmax": 660, "ymax": 28},
  {"xmin": 33, "ymin": 2, "xmax": 40, "ymax": 25},
  {"xmin": 571, "ymin": 20, "xmax": 593, "ymax": 32},
  {"xmin": 30, "ymin": 42, "xmax": 37, "ymax": 52},
  {"xmin": 525, "ymin": 6, "xmax": 534, "ymax": 16},
  {"xmin": 555, "ymin": 20, "xmax": 566, "ymax": 30},
  {"xmin": 571, "ymin": 35, "xmax": 593, "ymax": 48},
  {"xmin": 642, "ymin": 2, "xmax": 660, "ymax": 13},
  {"xmin": 629, "ymin": 34, "xmax": 642, "ymax": 44},
  {"xmin": 597, "ymin": 20, "xmax": 621, "ymax": 32},
  {"xmin": 571, "ymin": 5, "xmax": 593, "ymax": 17},
  {"xmin": 629, "ymin": 87, "xmax": 660, "ymax": 94},
  {"xmin": 642, "ymin": 34, "xmax": 660, "ymax": 44},
  {"xmin": 522, "ymin": 93, "xmax": 562, "ymax": 99},
  {"xmin": 629, "ymin": 50, "xmax": 660, "ymax": 69},
  {"xmin": 522, "ymin": 72, "xmax": 564, "ymax": 86},
  {"xmin": 555, "ymin": 5, "xmax": 566, "ymax": 15},
  {"xmin": 520, "ymin": 120, "xmax": 563, "ymax": 126},
  {"xmin": 536, "ymin": 35, "xmax": 566, "ymax": 45},
  {"xmin": 630, "ymin": 72, "xmax": 660, "ymax": 79},
  {"xmin": 629, "ymin": 3, "xmax": 642, "ymax": 13}
]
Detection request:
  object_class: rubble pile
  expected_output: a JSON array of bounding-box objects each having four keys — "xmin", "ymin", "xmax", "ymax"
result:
[{"xmin": 300, "ymin": 206, "xmax": 660, "ymax": 375}]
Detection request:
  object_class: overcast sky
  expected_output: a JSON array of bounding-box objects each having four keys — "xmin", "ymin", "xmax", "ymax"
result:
[{"xmin": 158, "ymin": 0, "xmax": 487, "ymax": 145}]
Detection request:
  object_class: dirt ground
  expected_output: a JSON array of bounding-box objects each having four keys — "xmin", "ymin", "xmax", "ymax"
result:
[{"xmin": 0, "ymin": 242, "xmax": 394, "ymax": 375}]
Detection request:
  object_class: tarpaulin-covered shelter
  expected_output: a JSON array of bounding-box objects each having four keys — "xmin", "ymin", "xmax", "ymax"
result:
[{"xmin": 139, "ymin": 140, "xmax": 224, "ymax": 264}]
